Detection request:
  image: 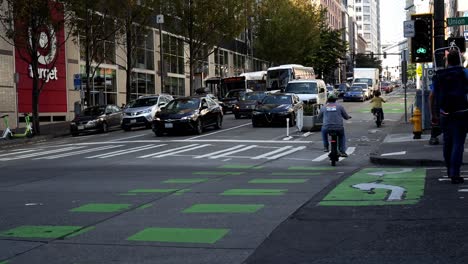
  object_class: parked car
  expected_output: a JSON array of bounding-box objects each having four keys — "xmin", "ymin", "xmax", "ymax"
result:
[
  {"xmin": 381, "ymin": 82, "xmax": 394, "ymax": 93},
  {"xmin": 220, "ymin": 89, "xmax": 253, "ymax": 113},
  {"xmin": 336, "ymin": 83, "xmax": 350, "ymax": 98},
  {"xmin": 251, "ymin": 93, "xmax": 303, "ymax": 127},
  {"xmin": 343, "ymin": 86, "xmax": 367, "ymax": 102},
  {"xmin": 152, "ymin": 96, "xmax": 223, "ymax": 136},
  {"xmin": 70, "ymin": 104, "xmax": 122, "ymax": 136},
  {"xmin": 121, "ymin": 94, "xmax": 173, "ymax": 131},
  {"xmin": 233, "ymin": 91, "xmax": 269, "ymax": 119},
  {"xmin": 352, "ymin": 82, "xmax": 371, "ymax": 99}
]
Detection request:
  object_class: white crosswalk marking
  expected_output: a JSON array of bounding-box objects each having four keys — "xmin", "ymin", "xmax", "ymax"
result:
[
  {"xmin": 194, "ymin": 145, "xmax": 247, "ymax": 159},
  {"xmin": 251, "ymin": 146, "xmax": 293, "ymax": 160},
  {"xmin": 0, "ymin": 147, "xmax": 83, "ymax": 161},
  {"xmin": 35, "ymin": 145, "xmax": 123, "ymax": 160},
  {"xmin": 138, "ymin": 144, "xmax": 201, "ymax": 159},
  {"xmin": 152, "ymin": 144, "xmax": 211, "ymax": 158},
  {"xmin": 208, "ymin": 145, "xmax": 258, "ymax": 159},
  {"xmin": 262, "ymin": 146, "xmax": 307, "ymax": 160},
  {"xmin": 87, "ymin": 144, "xmax": 166, "ymax": 159},
  {"xmin": 312, "ymin": 147, "xmax": 355, "ymax": 162},
  {"xmin": 0, "ymin": 149, "xmax": 42, "ymax": 157}
]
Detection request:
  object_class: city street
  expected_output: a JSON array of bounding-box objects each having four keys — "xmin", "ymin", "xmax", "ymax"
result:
[{"xmin": 0, "ymin": 89, "xmax": 441, "ymax": 264}]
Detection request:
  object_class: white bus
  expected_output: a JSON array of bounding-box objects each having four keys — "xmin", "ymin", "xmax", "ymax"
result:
[
  {"xmin": 219, "ymin": 71, "xmax": 267, "ymax": 97},
  {"xmin": 266, "ymin": 64, "xmax": 315, "ymax": 92}
]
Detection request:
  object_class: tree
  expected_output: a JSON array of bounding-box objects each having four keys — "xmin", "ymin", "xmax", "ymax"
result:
[
  {"xmin": 407, "ymin": 63, "xmax": 416, "ymax": 80},
  {"xmin": 0, "ymin": 0, "xmax": 72, "ymax": 135},
  {"xmin": 67, "ymin": 0, "xmax": 120, "ymax": 107},
  {"xmin": 157, "ymin": 0, "xmax": 249, "ymax": 94}
]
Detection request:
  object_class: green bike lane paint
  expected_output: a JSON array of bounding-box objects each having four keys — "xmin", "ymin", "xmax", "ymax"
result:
[{"xmin": 319, "ymin": 168, "xmax": 425, "ymax": 206}]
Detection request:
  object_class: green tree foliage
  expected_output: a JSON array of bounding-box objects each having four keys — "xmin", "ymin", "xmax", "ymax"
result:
[
  {"xmin": 0, "ymin": 0, "xmax": 72, "ymax": 134},
  {"xmin": 156, "ymin": 0, "xmax": 249, "ymax": 94},
  {"xmin": 407, "ymin": 63, "xmax": 416, "ymax": 80}
]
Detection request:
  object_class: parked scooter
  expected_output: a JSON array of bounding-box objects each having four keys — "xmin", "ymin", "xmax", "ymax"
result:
[
  {"xmin": 1, "ymin": 114, "xmax": 12, "ymax": 139},
  {"xmin": 0, "ymin": 113, "xmax": 34, "ymax": 140}
]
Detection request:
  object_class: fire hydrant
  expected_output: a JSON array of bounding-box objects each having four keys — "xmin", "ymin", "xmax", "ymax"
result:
[{"xmin": 410, "ymin": 107, "xmax": 422, "ymax": 139}]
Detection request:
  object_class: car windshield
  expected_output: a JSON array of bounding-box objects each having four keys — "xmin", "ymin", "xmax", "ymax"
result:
[
  {"xmin": 262, "ymin": 95, "xmax": 292, "ymax": 104},
  {"xmin": 285, "ymin": 82, "xmax": 318, "ymax": 94},
  {"xmin": 128, "ymin": 97, "xmax": 158, "ymax": 108},
  {"xmin": 338, "ymin": 84, "xmax": 348, "ymax": 90},
  {"xmin": 326, "ymin": 86, "xmax": 334, "ymax": 92},
  {"xmin": 165, "ymin": 98, "xmax": 200, "ymax": 110},
  {"xmin": 350, "ymin": 86, "xmax": 363, "ymax": 91},
  {"xmin": 82, "ymin": 106, "xmax": 106, "ymax": 116},
  {"xmin": 243, "ymin": 92, "xmax": 266, "ymax": 101}
]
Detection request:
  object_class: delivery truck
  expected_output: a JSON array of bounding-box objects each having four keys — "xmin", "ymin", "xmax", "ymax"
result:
[{"xmin": 352, "ymin": 68, "xmax": 380, "ymax": 93}]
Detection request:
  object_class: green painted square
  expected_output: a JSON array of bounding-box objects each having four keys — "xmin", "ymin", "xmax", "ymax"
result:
[
  {"xmin": 221, "ymin": 189, "xmax": 287, "ymax": 196},
  {"xmin": 183, "ymin": 204, "xmax": 264, "ymax": 213},
  {"xmin": 127, "ymin": 227, "xmax": 230, "ymax": 244},
  {"xmin": 249, "ymin": 179, "xmax": 308, "ymax": 184},
  {"xmin": 128, "ymin": 189, "xmax": 179, "ymax": 193},
  {"xmin": 0, "ymin": 225, "xmax": 83, "ymax": 239},
  {"xmin": 288, "ymin": 166, "xmax": 335, "ymax": 171},
  {"xmin": 163, "ymin": 178, "xmax": 209, "ymax": 184},
  {"xmin": 0, "ymin": 261, "xmax": 9, "ymax": 264},
  {"xmin": 70, "ymin": 203, "xmax": 131, "ymax": 213}
]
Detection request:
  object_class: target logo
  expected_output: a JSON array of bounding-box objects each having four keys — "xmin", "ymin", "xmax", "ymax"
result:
[{"xmin": 27, "ymin": 26, "xmax": 58, "ymax": 82}]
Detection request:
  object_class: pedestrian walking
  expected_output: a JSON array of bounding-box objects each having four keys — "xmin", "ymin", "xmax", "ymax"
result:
[{"xmin": 432, "ymin": 49, "xmax": 468, "ymax": 184}]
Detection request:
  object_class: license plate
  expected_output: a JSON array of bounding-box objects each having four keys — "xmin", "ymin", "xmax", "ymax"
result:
[
  {"xmin": 165, "ymin": 123, "xmax": 173, "ymax": 128},
  {"xmin": 77, "ymin": 125, "xmax": 84, "ymax": 130},
  {"xmin": 130, "ymin": 119, "xmax": 137, "ymax": 124}
]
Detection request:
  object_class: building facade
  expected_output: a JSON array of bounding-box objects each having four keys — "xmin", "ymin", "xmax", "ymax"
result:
[{"xmin": 350, "ymin": 0, "xmax": 380, "ymax": 54}]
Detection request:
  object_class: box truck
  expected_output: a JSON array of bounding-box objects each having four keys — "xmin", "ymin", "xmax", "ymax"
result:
[{"xmin": 353, "ymin": 68, "xmax": 380, "ymax": 93}]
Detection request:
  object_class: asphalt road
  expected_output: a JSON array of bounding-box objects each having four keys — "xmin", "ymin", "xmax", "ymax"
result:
[{"xmin": 0, "ymin": 90, "xmax": 414, "ymax": 264}]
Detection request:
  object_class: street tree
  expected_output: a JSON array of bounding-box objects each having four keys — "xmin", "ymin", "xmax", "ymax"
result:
[
  {"xmin": 0, "ymin": 0, "xmax": 72, "ymax": 135},
  {"xmin": 156, "ymin": 0, "xmax": 249, "ymax": 94},
  {"xmin": 67, "ymin": 0, "xmax": 120, "ymax": 107}
]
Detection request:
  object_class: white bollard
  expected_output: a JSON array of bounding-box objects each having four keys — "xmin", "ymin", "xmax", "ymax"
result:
[{"xmin": 286, "ymin": 118, "xmax": 290, "ymax": 137}]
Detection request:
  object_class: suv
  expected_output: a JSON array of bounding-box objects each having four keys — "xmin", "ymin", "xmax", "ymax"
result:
[
  {"xmin": 121, "ymin": 94, "xmax": 173, "ymax": 131},
  {"xmin": 284, "ymin": 79, "xmax": 326, "ymax": 103}
]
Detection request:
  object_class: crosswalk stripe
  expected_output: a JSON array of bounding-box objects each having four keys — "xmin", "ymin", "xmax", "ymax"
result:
[
  {"xmin": 35, "ymin": 145, "xmax": 123, "ymax": 160},
  {"xmin": 312, "ymin": 152, "xmax": 329, "ymax": 162},
  {"xmin": 0, "ymin": 149, "xmax": 42, "ymax": 157},
  {"xmin": 86, "ymin": 144, "xmax": 166, "ymax": 159},
  {"xmin": 264, "ymin": 146, "xmax": 307, "ymax": 160},
  {"xmin": 251, "ymin": 146, "xmax": 293, "ymax": 160},
  {"xmin": 339, "ymin": 147, "xmax": 356, "ymax": 161},
  {"xmin": 153, "ymin": 144, "xmax": 211, "ymax": 158},
  {"xmin": 313, "ymin": 147, "xmax": 356, "ymax": 162},
  {"xmin": 138, "ymin": 144, "xmax": 200, "ymax": 159},
  {"xmin": 0, "ymin": 147, "xmax": 83, "ymax": 161},
  {"xmin": 194, "ymin": 145, "xmax": 247, "ymax": 159},
  {"xmin": 209, "ymin": 145, "xmax": 258, "ymax": 159}
]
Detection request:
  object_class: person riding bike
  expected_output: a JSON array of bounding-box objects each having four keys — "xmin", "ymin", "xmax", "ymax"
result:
[
  {"xmin": 318, "ymin": 94, "xmax": 351, "ymax": 157},
  {"xmin": 370, "ymin": 90, "xmax": 386, "ymax": 121}
]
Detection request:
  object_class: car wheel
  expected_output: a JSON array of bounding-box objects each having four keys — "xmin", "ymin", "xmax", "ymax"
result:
[
  {"xmin": 102, "ymin": 122, "xmax": 109, "ymax": 133},
  {"xmin": 214, "ymin": 114, "xmax": 223, "ymax": 129},
  {"xmin": 252, "ymin": 120, "xmax": 260, "ymax": 127},
  {"xmin": 195, "ymin": 119, "xmax": 203, "ymax": 135}
]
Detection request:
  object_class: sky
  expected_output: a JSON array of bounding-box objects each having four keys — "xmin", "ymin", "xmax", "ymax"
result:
[{"xmin": 380, "ymin": 0, "xmax": 407, "ymax": 44}]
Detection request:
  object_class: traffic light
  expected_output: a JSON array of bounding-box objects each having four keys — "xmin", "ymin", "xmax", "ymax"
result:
[
  {"xmin": 447, "ymin": 37, "xmax": 466, "ymax": 53},
  {"xmin": 411, "ymin": 14, "xmax": 433, "ymax": 63},
  {"xmin": 383, "ymin": 52, "xmax": 387, "ymax": 59}
]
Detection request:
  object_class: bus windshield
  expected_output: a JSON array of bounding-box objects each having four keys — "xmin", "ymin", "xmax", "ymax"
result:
[{"xmin": 267, "ymin": 69, "xmax": 291, "ymax": 90}]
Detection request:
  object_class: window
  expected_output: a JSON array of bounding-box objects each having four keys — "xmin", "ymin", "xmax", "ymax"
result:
[
  {"xmin": 214, "ymin": 48, "xmax": 229, "ymax": 77},
  {"xmin": 363, "ymin": 6, "xmax": 370, "ymax": 13},
  {"xmin": 195, "ymin": 47, "xmax": 209, "ymax": 76},
  {"xmin": 233, "ymin": 53, "xmax": 245, "ymax": 75},
  {"xmin": 355, "ymin": 7, "xmax": 361, "ymax": 12},
  {"xmin": 364, "ymin": 24, "xmax": 371, "ymax": 31},
  {"xmin": 163, "ymin": 34, "xmax": 185, "ymax": 75},
  {"xmin": 130, "ymin": 72, "xmax": 155, "ymax": 100},
  {"xmin": 363, "ymin": 15, "xmax": 370, "ymax": 22},
  {"xmin": 163, "ymin": 77, "xmax": 185, "ymax": 96},
  {"xmin": 79, "ymin": 16, "xmax": 116, "ymax": 64},
  {"xmin": 356, "ymin": 16, "xmax": 362, "ymax": 21},
  {"xmin": 80, "ymin": 66, "xmax": 117, "ymax": 106},
  {"xmin": 135, "ymin": 30, "xmax": 154, "ymax": 70}
]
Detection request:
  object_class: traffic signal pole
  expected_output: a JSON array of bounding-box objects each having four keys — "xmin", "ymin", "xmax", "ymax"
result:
[{"xmin": 433, "ymin": 0, "xmax": 445, "ymax": 70}]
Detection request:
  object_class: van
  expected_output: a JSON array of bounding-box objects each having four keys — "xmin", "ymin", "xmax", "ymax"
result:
[{"xmin": 284, "ymin": 79, "xmax": 326, "ymax": 103}]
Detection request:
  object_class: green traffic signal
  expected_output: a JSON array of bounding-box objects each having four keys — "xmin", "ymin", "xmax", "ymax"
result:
[{"xmin": 416, "ymin": 47, "xmax": 427, "ymax": 54}]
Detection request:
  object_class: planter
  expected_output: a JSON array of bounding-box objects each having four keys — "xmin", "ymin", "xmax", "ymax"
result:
[{"xmin": 301, "ymin": 115, "xmax": 322, "ymax": 132}]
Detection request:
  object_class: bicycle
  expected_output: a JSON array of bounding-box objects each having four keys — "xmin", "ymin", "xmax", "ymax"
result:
[
  {"xmin": 1, "ymin": 114, "xmax": 13, "ymax": 140},
  {"xmin": 328, "ymin": 130, "xmax": 340, "ymax": 166},
  {"xmin": 372, "ymin": 108, "xmax": 383, "ymax": 127}
]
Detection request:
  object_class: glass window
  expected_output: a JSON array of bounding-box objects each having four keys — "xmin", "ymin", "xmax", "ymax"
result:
[
  {"xmin": 130, "ymin": 72, "xmax": 155, "ymax": 100},
  {"xmin": 215, "ymin": 48, "xmax": 229, "ymax": 77},
  {"xmin": 163, "ymin": 76, "xmax": 185, "ymax": 96},
  {"xmin": 163, "ymin": 34, "xmax": 185, "ymax": 75},
  {"xmin": 135, "ymin": 30, "xmax": 154, "ymax": 70},
  {"xmin": 80, "ymin": 66, "xmax": 117, "ymax": 106}
]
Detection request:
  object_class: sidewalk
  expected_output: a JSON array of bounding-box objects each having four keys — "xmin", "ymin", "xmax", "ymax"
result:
[{"xmin": 0, "ymin": 121, "xmax": 70, "ymax": 149}]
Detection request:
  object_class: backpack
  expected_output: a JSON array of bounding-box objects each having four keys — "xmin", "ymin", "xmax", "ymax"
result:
[{"xmin": 434, "ymin": 67, "xmax": 468, "ymax": 114}]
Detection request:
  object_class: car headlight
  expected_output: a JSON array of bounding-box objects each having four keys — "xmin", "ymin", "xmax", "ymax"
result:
[
  {"xmin": 181, "ymin": 113, "xmax": 199, "ymax": 120},
  {"xmin": 154, "ymin": 117, "xmax": 161, "ymax": 121}
]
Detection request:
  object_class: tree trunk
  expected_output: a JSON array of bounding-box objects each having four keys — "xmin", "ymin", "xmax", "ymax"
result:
[{"xmin": 31, "ymin": 61, "xmax": 40, "ymax": 135}]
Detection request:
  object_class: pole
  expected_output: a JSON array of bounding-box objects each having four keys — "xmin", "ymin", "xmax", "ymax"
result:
[
  {"xmin": 401, "ymin": 50, "xmax": 408, "ymax": 123},
  {"xmin": 159, "ymin": 22, "xmax": 164, "ymax": 91},
  {"xmin": 434, "ymin": 0, "xmax": 445, "ymax": 70}
]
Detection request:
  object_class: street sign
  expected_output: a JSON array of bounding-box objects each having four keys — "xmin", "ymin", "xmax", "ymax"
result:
[
  {"xmin": 447, "ymin": 17, "xmax": 468, "ymax": 27},
  {"xmin": 73, "ymin": 74, "xmax": 81, "ymax": 90},
  {"xmin": 403, "ymin": 20, "xmax": 415, "ymax": 37},
  {"xmin": 156, "ymin": 14, "xmax": 164, "ymax": 24},
  {"xmin": 416, "ymin": 65, "xmax": 423, "ymax": 76}
]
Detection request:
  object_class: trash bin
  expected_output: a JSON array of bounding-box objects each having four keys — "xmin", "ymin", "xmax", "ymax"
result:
[{"xmin": 414, "ymin": 89, "xmax": 431, "ymax": 130}]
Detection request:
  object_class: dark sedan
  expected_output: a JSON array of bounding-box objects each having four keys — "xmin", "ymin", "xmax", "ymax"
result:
[
  {"xmin": 343, "ymin": 86, "xmax": 366, "ymax": 102},
  {"xmin": 70, "ymin": 104, "xmax": 122, "ymax": 136},
  {"xmin": 233, "ymin": 91, "xmax": 268, "ymax": 119},
  {"xmin": 152, "ymin": 96, "xmax": 223, "ymax": 136},
  {"xmin": 220, "ymin": 89, "xmax": 253, "ymax": 113},
  {"xmin": 251, "ymin": 93, "xmax": 302, "ymax": 127}
]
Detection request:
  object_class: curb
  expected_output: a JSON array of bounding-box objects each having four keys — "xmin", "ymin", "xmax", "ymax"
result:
[{"xmin": 369, "ymin": 155, "xmax": 446, "ymax": 166}]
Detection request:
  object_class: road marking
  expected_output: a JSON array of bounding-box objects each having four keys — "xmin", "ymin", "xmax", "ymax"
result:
[
  {"xmin": 312, "ymin": 152, "xmax": 329, "ymax": 162},
  {"xmin": 303, "ymin": 132, "xmax": 312, "ymax": 137},
  {"xmin": 153, "ymin": 144, "xmax": 211, "ymax": 158},
  {"xmin": 138, "ymin": 144, "xmax": 200, "ymax": 158},
  {"xmin": 34, "ymin": 145, "xmax": 122, "ymax": 160},
  {"xmin": 88, "ymin": 144, "xmax": 167, "ymax": 159},
  {"xmin": 0, "ymin": 147, "xmax": 83, "ymax": 161},
  {"xmin": 185, "ymin": 123, "xmax": 252, "ymax": 140},
  {"xmin": 111, "ymin": 134, "xmax": 148, "ymax": 141},
  {"xmin": 209, "ymin": 145, "xmax": 258, "ymax": 159},
  {"xmin": 194, "ymin": 145, "xmax": 247, "ymax": 159},
  {"xmin": 367, "ymin": 168, "xmax": 413, "ymax": 176},
  {"xmin": 262, "ymin": 146, "xmax": 307, "ymax": 160},
  {"xmin": 57, "ymin": 139, "xmax": 314, "ymax": 144},
  {"xmin": 282, "ymin": 136, "xmax": 293, "ymax": 141},
  {"xmin": 381, "ymin": 151, "xmax": 407, "ymax": 156},
  {"xmin": 251, "ymin": 146, "xmax": 293, "ymax": 160},
  {"xmin": 353, "ymin": 183, "xmax": 406, "ymax": 201},
  {"xmin": 339, "ymin": 147, "xmax": 356, "ymax": 161},
  {"xmin": 0, "ymin": 149, "xmax": 42, "ymax": 157}
]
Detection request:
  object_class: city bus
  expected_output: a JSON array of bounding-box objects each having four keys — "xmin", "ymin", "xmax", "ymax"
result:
[
  {"xmin": 219, "ymin": 71, "xmax": 267, "ymax": 98},
  {"xmin": 266, "ymin": 64, "xmax": 315, "ymax": 92}
]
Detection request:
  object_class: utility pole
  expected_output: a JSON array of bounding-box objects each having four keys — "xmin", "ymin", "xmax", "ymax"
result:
[{"xmin": 433, "ymin": 0, "xmax": 445, "ymax": 70}]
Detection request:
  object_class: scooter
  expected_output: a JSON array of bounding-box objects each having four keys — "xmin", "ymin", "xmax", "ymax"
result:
[
  {"xmin": 328, "ymin": 130, "xmax": 340, "ymax": 166},
  {"xmin": 1, "ymin": 114, "xmax": 12, "ymax": 139}
]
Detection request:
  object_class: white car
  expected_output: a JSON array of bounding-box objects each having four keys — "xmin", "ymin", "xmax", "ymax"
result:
[
  {"xmin": 284, "ymin": 79, "xmax": 327, "ymax": 103},
  {"xmin": 352, "ymin": 82, "xmax": 372, "ymax": 99}
]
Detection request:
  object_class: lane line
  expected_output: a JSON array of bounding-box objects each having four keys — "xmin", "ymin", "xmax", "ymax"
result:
[
  {"xmin": 194, "ymin": 145, "xmax": 246, "ymax": 159},
  {"xmin": 89, "ymin": 144, "xmax": 167, "ymax": 159},
  {"xmin": 55, "ymin": 139, "xmax": 314, "ymax": 145},
  {"xmin": 0, "ymin": 149, "xmax": 42, "ymax": 157},
  {"xmin": 153, "ymin": 144, "xmax": 211, "ymax": 158},
  {"xmin": 35, "ymin": 145, "xmax": 122, "ymax": 160},
  {"xmin": 138, "ymin": 144, "xmax": 200, "ymax": 159},
  {"xmin": 265, "ymin": 146, "xmax": 307, "ymax": 160},
  {"xmin": 0, "ymin": 147, "xmax": 83, "ymax": 161},
  {"xmin": 251, "ymin": 146, "xmax": 293, "ymax": 160},
  {"xmin": 111, "ymin": 134, "xmax": 149, "ymax": 141},
  {"xmin": 184, "ymin": 123, "xmax": 252, "ymax": 140},
  {"xmin": 209, "ymin": 145, "xmax": 258, "ymax": 159}
]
